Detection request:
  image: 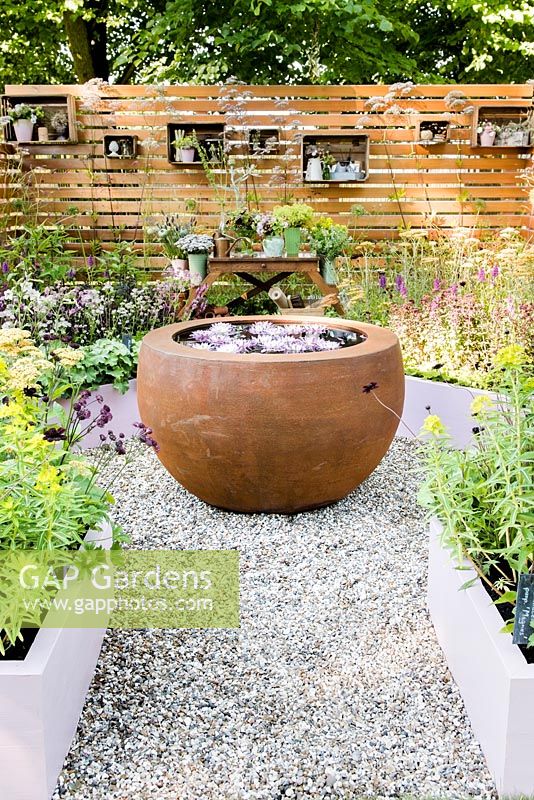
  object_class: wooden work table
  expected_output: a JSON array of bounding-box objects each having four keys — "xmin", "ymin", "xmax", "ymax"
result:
[{"xmin": 199, "ymin": 255, "xmax": 345, "ymax": 315}]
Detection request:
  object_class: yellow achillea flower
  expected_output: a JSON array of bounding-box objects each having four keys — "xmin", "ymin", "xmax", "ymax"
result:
[
  {"xmin": 494, "ymin": 344, "xmax": 526, "ymax": 369},
  {"xmin": 66, "ymin": 458, "xmax": 93, "ymax": 477},
  {"xmin": 422, "ymin": 414, "xmax": 446, "ymax": 436},
  {"xmin": 0, "ymin": 328, "xmax": 33, "ymax": 356},
  {"xmin": 470, "ymin": 394, "xmax": 494, "ymax": 416},
  {"xmin": 7, "ymin": 356, "xmax": 52, "ymax": 391},
  {"xmin": 52, "ymin": 347, "xmax": 85, "ymax": 368}
]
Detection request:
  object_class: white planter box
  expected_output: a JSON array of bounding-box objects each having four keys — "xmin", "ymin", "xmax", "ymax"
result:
[
  {"xmin": 400, "ymin": 375, "xmax": 490, "ymax": 447},
  {"xmin": 61, "ymin": 378, "xmax": 139, "ymax": 450},
  {"xmin": 428, "ymin": 518, "xmax": 534, "ymax": 797},
  {"xmin": 0, "ymin": 522, "xmax": 113, "ymax": 800}
]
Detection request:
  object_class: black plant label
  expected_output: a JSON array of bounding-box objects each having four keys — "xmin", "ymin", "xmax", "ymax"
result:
[{"xmin": 513, "ymin": 574, "xmax": 534, "ymax": 645}]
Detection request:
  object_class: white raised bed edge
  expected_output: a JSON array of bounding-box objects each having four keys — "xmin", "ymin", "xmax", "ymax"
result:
[
  {"xmin": 400, "ymin": 374, "xmax": 490, "ymax": 447},
  {"xmin": 428, "ymin": 518, "xmax": 534, "ymax": 797},
  {"xmin": 0, "ymin": 522, "xmax": 113, "ymax": 800}
]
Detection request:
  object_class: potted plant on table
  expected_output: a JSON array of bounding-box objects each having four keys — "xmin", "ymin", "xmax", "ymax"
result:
[
  {"xmin": 5, "ymin": 103, "xmax": 45, "ymax": 143},
  {"xmin": 173, "ymin": 129, "xmax": 197, "ymax": 162},
  {"xmin": 148, "ymin": 215, "xmax": 196, "ymax": 269},
  {"xmin": 419, "ymin": 344, "xmax": 534, "ymax": 796},
  {"xmin": 272, "ymin": 203, "xmax": 314, "ymax": 257},
  {"xmin": 255, "ymin": 213, "xmax": 284, "ymax": 257},
  {"xmin": 309, "ymin": 217, "xmax": 353, "ymax": 284},
  {"xmin": 175, "ymin": 233, "xmax": 214, "ymax": 279}
]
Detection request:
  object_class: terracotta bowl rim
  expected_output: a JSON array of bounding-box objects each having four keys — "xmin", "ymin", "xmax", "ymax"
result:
[{"xmin": 140, "ymin": 315, "xmax": 400, "ymax": 363}]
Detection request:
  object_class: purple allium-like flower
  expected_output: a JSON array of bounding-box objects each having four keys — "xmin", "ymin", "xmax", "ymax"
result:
[
  {"xmin": 76, "ymin": 407, "xmax": 91, "ymax": 421},
  {"xmin": 432, "ymin": 278, "xmax": 441, "ymax": 292},
  {"xmin": 115, "ymin": 439, "xmax": 127, "ymax": 455},
  {"xmin": 378, "ymin": 272, "xmax": 387, "ymax": 290},
  {"xmin": 362, "ymin": 382, "xmax": 379, "ymax": 394}
]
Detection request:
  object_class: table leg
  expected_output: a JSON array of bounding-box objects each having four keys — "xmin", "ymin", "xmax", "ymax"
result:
[{"xmin": 307, "ymin": 271, "xmax": 346, "ymax": 316}]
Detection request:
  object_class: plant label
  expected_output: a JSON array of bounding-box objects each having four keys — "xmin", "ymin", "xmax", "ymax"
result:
[{"xmin": 513, "ymin": 573, "xmax": 534, "ymax": 645}]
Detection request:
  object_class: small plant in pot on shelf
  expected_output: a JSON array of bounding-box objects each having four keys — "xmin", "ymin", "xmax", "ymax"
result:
[
  {"xmin": 418, "ymin": 344, "xmax": 534, "ymax": 650},
  {"xmin": 272, "ymin": 203, "xmax": 314, "ymax": 256},
  {"xmin": 50, "ymin": 110, "xmax": 69, "ymax": 140},
  {"xmin": 477, "ymin": 121, "xmax": 500, "ymax": 147},
  {"xmin": 176, "ymin": 233, "xmax": 214, "ymax": 280},
  {"xmin": 256, "ymin": 213, "xmax": 284, "ymax": 257},
  {"xmin": 173, "ymin": 129, "xmax": 197, "ymax": 163},
  {"xmin": 309, "ymin": 217, "xmax": 353, "ymax": 284},
  {"xmin": 5, "ymin": 103, "xmax": 45, "ymax": 143}
]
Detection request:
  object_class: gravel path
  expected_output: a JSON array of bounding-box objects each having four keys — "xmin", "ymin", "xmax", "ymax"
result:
[{"xmin": 53, "ymin": 439, "xmax": 496, "ymax": 800}]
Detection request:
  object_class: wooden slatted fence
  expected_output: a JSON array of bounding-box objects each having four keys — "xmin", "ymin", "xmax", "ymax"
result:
[{"xmin": 1, "ymin": 83, "xmax": 533, "ymax": 272}]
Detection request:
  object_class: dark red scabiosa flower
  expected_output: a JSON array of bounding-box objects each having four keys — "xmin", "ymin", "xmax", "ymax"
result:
[{"xmin": 43, "ymin": 426, "xmax": 67, "ymax": 442}]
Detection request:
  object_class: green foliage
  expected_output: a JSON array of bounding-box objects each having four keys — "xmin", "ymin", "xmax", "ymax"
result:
[
  {"xmin": 1, "ymin": 0, "xmax": 533, "ymax": 87},
  {"xmin": 309, "ymin": 219, "xmax": 353, "ymax": 261},
  {"xmin": 0, "ymin": 224, "xmax": 73, "ymax": 284},
  {"xmin": 273, "ymin": 203, "xmax": 314, "ymax": 229},
  {"xmin": 418, "ymin": 349, "xmax": 534, "ymax": 641},
  {"xmin": 69, "ymin": 338, "xmax": 137, "ymax": 393}
]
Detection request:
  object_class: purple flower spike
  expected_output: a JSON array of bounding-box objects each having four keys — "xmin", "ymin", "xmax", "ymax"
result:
[
  {"xmin": 378, "ymin": 272, "xmax": 387, "ymax": 290},
  {"xmin": 432, "ymin": 278, "xmax": 441, "ymax": 292},
  {"xmin": 491, "ymin": 265, "xmax": 499, "ymax": 279},
  {"xmin": 1, "ymin": 262, "xmax": 8, "ymax": 274},
  {"xmin": 478, "ymin": 268, "xmax": 486, "ymax": 282}
]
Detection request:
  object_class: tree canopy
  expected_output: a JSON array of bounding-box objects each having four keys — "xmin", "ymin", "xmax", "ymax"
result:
[{"xmin": 0, "ymin": 0, "xmax": 532, "ymax": 88}]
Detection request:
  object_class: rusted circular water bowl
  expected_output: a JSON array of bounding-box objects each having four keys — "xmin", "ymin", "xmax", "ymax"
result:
[{"xmin": 137, "ymin": 316, "xmax": 404, "ymax": 514}]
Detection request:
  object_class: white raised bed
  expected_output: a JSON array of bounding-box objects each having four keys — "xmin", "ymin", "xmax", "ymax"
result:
[
  {"xmin": 428, "ymin": 519, "xmax": 534, "ymax": 797},
  {"xmin": 400, "ymin": 374, "xmax": 489, "ymax": 447},
  {"xmin": 63, "ymin": 378, "xmax": 140, "ymax": 450},
  {"xmin": 0, "ymin": 522, "xmax": 113, "ymax": 800}
]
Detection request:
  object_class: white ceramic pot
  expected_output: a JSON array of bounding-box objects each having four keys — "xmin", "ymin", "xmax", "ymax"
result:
[
  {"xmin": 13, "ymin": 119, "xmax": 35, "ymax": 143},
  {"xmin": 305, "ymin": 156, "xmax": 323, "ymax": 181},
  {"xmin": 480, "ymin": 130, "xmax": 496, "ymax": 146},
  {"xmin": 171, "ymin": 258, "xmax": 189, "ymax": 271},
  {"xmin": 179, "ymin": 147, "xmax": 196, "ymax": 163}
]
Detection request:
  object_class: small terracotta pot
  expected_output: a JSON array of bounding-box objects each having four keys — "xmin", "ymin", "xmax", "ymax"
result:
[{"xmin": 138, "ymin": 317, "xmax": 404, "ymax": 513}]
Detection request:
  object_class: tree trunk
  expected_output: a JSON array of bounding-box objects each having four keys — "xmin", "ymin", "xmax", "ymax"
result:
[{"xmin": 63, "ymin": 2, "xmax": 110, "ymax": 82}]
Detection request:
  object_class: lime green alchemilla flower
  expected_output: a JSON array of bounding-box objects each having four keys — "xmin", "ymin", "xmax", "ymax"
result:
[
  {"xmin": 494, "ymin": 345, "xmax": 526, "ymax": 369},
  {"xmin": 422, "ymin": 414, "xmax": 446, "ymax": 436}
]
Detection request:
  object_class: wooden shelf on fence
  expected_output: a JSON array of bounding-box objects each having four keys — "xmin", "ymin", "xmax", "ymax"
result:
[
  {"xmin": 103, "ymin": 134, "xmax": 138, "ymax": 159},
  {"xmin": 167, "ymin": 121, "xmax": 225, "ymax": 165},
  {"xmin": 471, "ymin": 103, "xmax": 533, "ymax": 148},
  {"xmin": 302, "ymin": 131, "xmax": 369, "ymax": 183},
  {"xmin": 1, "ymin": 93, "xmax": 77, "ymax": 144},
  {"xmin": 415, "ymin": 116, "xmax": 451, "ymax": 146}
]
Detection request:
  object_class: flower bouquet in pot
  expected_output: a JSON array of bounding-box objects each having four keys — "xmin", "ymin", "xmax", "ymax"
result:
[
  {"xmin": 255, "ymin": 213, "xmax": 284, "ymax": 257},
  {"xmin": 4, "ymin": 103, "xmax": 45, "ymax": 143},
  {"xmin": 175, "ymin": 233, "xmax": 214, "ymax": 279},
  {"xmin": 147, "ymin": 215, "xmax": 196, "ymax": 269},
  {"xmin": 309, "ymin": 217, "xmax": 353, "ymax": 284},
  {"xmin": 272, "ymin": 203, "xmax": 314, "ymax": 256}
]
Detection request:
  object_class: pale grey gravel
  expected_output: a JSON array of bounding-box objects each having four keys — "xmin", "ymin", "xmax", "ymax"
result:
[{"xmin": 52, "ymin": 438, "xmax": 497, "ymax": 800}]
